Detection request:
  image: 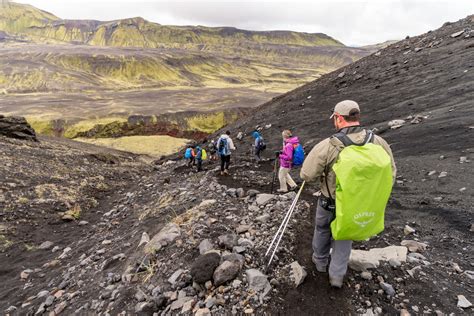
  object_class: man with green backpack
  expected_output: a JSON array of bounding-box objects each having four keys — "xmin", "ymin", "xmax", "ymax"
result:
[{"xmin": 301, "ymin": 100, "xmax": 396, "ymax": 288}]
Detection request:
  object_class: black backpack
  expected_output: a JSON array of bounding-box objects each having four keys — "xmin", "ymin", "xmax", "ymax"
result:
[{"xmin": 258, "ymin": 137, "xmax": 266, "ymax": 150}]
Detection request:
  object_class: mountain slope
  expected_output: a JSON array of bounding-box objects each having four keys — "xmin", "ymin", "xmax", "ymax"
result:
[
  {"xmin": 221, "ymin": 15, "xmax": 474, "ymax": 314},
  {"xmin": 231, "ymin": 16, "xmax": 474, "ymax": 156},
  {"xmin": 0, "ymin": 2, "xmax": 342, "ymax": 48}
]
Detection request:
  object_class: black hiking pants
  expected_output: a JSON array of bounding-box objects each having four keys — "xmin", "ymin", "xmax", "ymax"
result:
[
  {"xmin": 220, "ymin": 154, "xmax": 231, "ymax": 171},
  {"xmin": 196, "ymin": 159, "xmax": 202, "ymax": 172},
  {"xmin": 188, "ymin": 156, "xmax": 195, "ymax": 167},
  {"xmin": 255, "ymin": 147, "xmax": 262, "ymax": 161}
]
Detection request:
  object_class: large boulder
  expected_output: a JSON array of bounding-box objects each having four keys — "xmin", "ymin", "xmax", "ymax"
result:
[
  {"xmin": 191, "ymin": 253, "xmax": 221, "ymax": 284},
  {"xmin": 0, "ymin": 115, "xmax": 37, "ymax": 141},
  {"xmin": 349, "ymin": 246, "xmax": 407, "ymax": 272},
  {"xmin": 144, "ymin": 223, "xmax": 181, "ymax": 254},
  {"xmin": 255, "ymin": 194, "xmax": 276, "ymax": 206},
  {"xmin": 246, "ymin": 269, "xmax": 270, "ymax": 293},
  {"xmin": 213, "ymin": 260, "xmax": 241, "ymax": 286}
]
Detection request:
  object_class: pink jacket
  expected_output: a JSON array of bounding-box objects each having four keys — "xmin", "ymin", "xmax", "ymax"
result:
[{"xmin": 280, "ymin": 136, "xmax": 299, "ymax": 168}]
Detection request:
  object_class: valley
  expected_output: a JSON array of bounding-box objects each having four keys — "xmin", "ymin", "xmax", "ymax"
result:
[{"xmin": 0, "ymin": 1, "xmax": 373, "ymax": 155}]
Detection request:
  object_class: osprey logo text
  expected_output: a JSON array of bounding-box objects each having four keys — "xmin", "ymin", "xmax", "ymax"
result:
[{"xmin": 353, "ymin": 211, "xmax": 375, "ymax": 227}]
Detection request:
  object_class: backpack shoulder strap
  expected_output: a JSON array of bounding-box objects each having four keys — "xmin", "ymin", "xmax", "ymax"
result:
[
  {"xmin": 364, "ymin": 130, "xmax": 374, "ymax": 145},
  {"xmin": 333, "ymin": 132, "xmax": 354, "ymax": 147},
  {"xmin": 333, "ymin": 129, "xmax": 373, "ymax": 147}
]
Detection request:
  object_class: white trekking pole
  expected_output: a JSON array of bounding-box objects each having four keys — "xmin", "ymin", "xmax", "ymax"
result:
[{"xmin": 265, "ymin": 181, "xmax": 305, "ymax": 269}]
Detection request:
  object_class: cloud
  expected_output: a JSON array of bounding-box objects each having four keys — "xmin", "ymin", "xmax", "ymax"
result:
[{"xmin": 16, "ymin": 0, "xmax": 474, "ymax": 45}]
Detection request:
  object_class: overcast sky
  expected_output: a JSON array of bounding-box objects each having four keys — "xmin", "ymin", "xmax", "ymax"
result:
[{"xmin": 15, "ymin": 0, "xmax": 474, "ymax": 46}]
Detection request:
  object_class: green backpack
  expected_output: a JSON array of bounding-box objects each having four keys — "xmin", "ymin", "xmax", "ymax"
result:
[{"xmin": 330, "ymin": 131, "xmax": 393, "ymax": 241}]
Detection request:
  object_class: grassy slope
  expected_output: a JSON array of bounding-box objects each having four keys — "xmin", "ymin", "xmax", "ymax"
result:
[
  {"xmin": 0, "ymin": 3, "xmax": 342, "ymax": 48},
  {"xmin": 75, "ymin": 135, "xmax": 189, "ymax": 157},
  {"xmin": 0, "ymin": 3, "xmax": 369, "ymax": 96}
]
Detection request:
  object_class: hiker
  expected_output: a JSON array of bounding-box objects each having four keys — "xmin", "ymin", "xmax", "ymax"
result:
[
  {"xmin": 208, "ymin": 139, "xmax": 218, "ymax": 161},
  {"xmin": 195, "ymin": 145, "xmax": 203, "ymax": 172},
  {"xmin": 277, "ymin": 130, "xmax": 299, "ymax": 193},
  {"xmin": 300, "ymin": 100, "xmax": 396, "ymax": 288},
  {"xmin": 184, "ymin": 145, "xmax": 196, "ymax": 167},
  {"xmin": 252, "ymin": 131, "xmax": 266, "ymax": 161},
  {"xmin": 217, "ymin": 130, "xmax": 236, "ymax": 175}
]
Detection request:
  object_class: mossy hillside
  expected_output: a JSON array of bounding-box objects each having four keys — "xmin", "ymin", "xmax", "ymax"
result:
[
  {"xmin": 26, "ymin": 117, "xmax": 55, "ymax": 136},
  {"xmin": 30, "ymin": 109, "xmax": 246, "ymax": 140},
  {"xmin": 0, "ymin": 3, "xmax": 368, "ymax": 94},
  {"xmin": 3, "ymin": 70, "xmax": 48, "ymax": 92},
  {"xmin": 1, "ymin": 48, "xmax": 336, "ymax": 93},
  {"xmin": 185, "ymin": 112, "xmax": 227, "ymax": 134},
  {"xmin": 63, "ymin": 117, "xmax": 128, "ymax": 138},
  {"xmin": 25, "ymin": 115, "xmax": 128, "ymax": 138},
  {"xmin": 0, "ymin": 3, "xmax": 343, "ymax": 48},
  {"xmin": 75, "ymin": 135, "xmax": 189, "ymax": 157},
  {"xmin": 0, "ymin": 2, "xmax": 57, "ymax": 34}
]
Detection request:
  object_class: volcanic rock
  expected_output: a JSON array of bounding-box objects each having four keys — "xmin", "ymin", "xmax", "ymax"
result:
[
  {"xmin": 349, "ymin": 246, "xmax": 407, "ymax": 271},
  {"xmin": 289, "ymin": 261, "xmax": 307, "ymax": 288},
  {"xmin": 403, "ymin": 225, "xmax": 416, "ymax": 235},
  {"xmin": 191, "ymin": 253, "xmax": 221, "ymax": 284},
  {"xmin": 457, "ymin": 295, "xmax": 472, "ymax": 308},
  {"xmin": 401, "ymin": 240, "xmax": 428, "ymax": 252},
  {"xmin": 0, "ymin": 116, "xmax": 37, "ymax": 141},
  {"xmin": 213, "ymin": 260, "xmax": 241, "ymax": 286},
  {"xmin": 199, "ymin": 239, "xmax": 214, "ymax": 254},
  {"xmin": 246, "ymin": 269, "xmax": 270, "ymax": 292},
  {"xmin": 145, "ymin": 223, "xmax": 181, "ymax": 254},
  {"xmin": 255, "ymin": 194, "xmax": 275, "ymax": 206},
  {"xmin": 218, "ymin": 233, "xmax": 238, "ymax": 250}
]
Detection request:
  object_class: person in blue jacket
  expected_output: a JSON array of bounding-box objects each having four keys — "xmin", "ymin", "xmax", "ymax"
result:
[{"xmin": 252, "ymin": 131, "xmax": 266, "ymax": 162}]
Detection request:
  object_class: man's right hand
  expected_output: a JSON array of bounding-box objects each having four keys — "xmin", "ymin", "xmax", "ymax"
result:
[{"xmin": 274, "ymin": 151, "xmax": 281, "ymax": 157}]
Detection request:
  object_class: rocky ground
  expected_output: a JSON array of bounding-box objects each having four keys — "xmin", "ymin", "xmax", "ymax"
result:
[
  {"xmin": 1, "ymin": 14, "xmax": 473, "ymax": 316},
  {"xmin": 0, "ymin": 134, "xmax": 472, "ymax": 315}
]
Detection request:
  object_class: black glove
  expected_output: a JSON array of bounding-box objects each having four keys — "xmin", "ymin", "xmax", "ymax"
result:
[{"xmin": 274, "ymin": 151, "xmax": 281, "ymax": 157}]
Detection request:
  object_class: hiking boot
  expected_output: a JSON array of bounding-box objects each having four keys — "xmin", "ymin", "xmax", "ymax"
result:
[
  {"xmin": 276, "ymin": 189, "xmax": 288, "ymax": 193},
  {"xmin": 289, "ymin": 185, "xmax": 298, "ymax": 191},
  {"xmin": 224, "ymin": 170, "xmax": 229, "ymax": 175},
  {"xmin": 220, "ymin": 171, "xmax": 225, "ymax": 176},
  {"xmin": 329, "ymin": 275, "xmax": 344, "ymax": 288},
  {"xmin": 312, "ymin": 255, "xmax": 327, "ymax": 273}
]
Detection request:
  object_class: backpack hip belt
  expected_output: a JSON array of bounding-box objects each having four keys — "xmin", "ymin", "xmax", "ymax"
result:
[{"xmin": 319, "ymin": 196, "xmax": 335, "ymax": 212}]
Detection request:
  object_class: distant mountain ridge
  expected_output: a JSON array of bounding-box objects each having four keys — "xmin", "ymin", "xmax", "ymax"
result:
[{"xmin": 0, "ymin": 2, "xmax": 343, "ymax": 48}]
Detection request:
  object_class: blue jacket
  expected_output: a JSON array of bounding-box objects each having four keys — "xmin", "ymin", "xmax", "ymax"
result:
[
  {"xmin": 253, "ymin": 131, "xmax": 262, "ymax": 148},
  {"xmin": 195, "ymin": 146, "xmax": 202, "ymax": 160}
]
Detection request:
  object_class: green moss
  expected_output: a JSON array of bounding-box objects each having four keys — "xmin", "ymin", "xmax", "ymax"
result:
[
  {"xmin": 76, "ymin": 135, "xmax": 189, "ymax": 157},
  {"xmin": 63, "ymin": 117, "xmax": 127, "ymax": 138},
  {"xmin": 0, "ymin": 3, "xmax": 57, "ymax": 34},
  {"xmin": 84, "ymin": 121, "xmax": 127, "ymax": 138},
  {"xmin": 185, "ymin": 112, "xmax": 227, "ymax": 133},
  {"xmin": 26, "ymin": 118, "xmax": 55, "ymax": 136}
]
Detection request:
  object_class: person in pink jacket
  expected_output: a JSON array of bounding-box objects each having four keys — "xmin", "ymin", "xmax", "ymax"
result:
[{"xmin": 277, "ymin": 130, "xmax": 299, "ymax": 193}]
